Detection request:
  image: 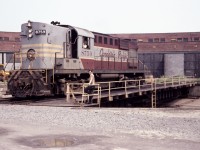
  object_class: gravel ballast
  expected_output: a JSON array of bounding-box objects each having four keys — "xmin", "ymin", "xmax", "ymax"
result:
[{"xmin": 0, "ymin": 105, "xmax": 200, "ymax": 150}]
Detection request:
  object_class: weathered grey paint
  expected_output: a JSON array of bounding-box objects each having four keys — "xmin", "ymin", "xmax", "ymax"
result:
[
  {"xmin": 20, "ymin": 21, "xmax": 95, "ymax": 70},
  {"xmin": 21, "ymin": 22, "xmax": 67, "ymax": 69}
]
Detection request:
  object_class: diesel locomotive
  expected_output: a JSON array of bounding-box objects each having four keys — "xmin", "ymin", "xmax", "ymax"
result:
[{"xmin": 7, "ymin": 21, "xmax": 146, "ymax": 98}]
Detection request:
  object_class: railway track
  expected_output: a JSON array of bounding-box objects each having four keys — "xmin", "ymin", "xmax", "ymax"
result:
[
  {"xmin": 0, "ymin": 96, "xmax": 98, "ymax": 107},
  {"xmin": 1, "ymin": 96, "xmax": 200, "ymax": 109},
  {"xmin": 0, "ymin": 96, "xmax": 65, "ymax": 106}
]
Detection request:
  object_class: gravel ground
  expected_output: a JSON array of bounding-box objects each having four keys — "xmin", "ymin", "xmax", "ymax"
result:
[{"xmin": 0, "ymin": 105, "xmax": 200, "ymax": 150}]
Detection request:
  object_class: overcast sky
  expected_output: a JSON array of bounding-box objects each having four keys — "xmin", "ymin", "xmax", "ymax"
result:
[{"xmin": 0, "ymin": 0, "xmax": 199, "ymax": 33}]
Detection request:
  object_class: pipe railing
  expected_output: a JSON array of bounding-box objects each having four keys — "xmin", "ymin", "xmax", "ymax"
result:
[
  {"xmin": 66, "ymin": 76, "xmax": 197, "ymax": 105},
  {"xmin": 66, "ymin": 83, "xmax": 101, "ymax": 106}
]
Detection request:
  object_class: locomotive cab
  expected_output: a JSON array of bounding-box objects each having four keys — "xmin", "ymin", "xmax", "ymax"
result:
[{"xmin": 55, "ymin": 25, "xmax": 95, "ymax": 71}]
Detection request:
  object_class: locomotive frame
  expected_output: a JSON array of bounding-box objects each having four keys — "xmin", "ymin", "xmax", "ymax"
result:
[{"xmin": 7, "ymin": 21, "xmax": 147, "ymax": 98}]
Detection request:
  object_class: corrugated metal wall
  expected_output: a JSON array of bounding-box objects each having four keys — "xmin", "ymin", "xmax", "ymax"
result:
[
  {"xmin": 138, "ymin": 53, "xmax": 164, "ymax": 77},
  {"xmin": 139, "ymin": 52, "xmax": 200, "ymax": 78},
  {"xmin": 164, "ymin": 54, "xmax": 184, "ymax": 76},
  {"xmin": 184, "ymin": 53, "xmax": 200, "ymax": 77}
]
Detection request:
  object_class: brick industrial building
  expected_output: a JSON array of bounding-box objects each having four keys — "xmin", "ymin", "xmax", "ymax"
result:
[
  {"xmin": 1, "ymin": 31, "xmax": 200, "ymax": 53},
  {"xmin": 112, "ymin": 32, "xmax": 200, "ymax": 53},
  {"xmin": 0, "ymin": 32, "xmax": 20, "ymax": 52},
  {"xmin": 1, "ymin": 31, "xmax": 200, "ymax": 76},
  {"xmin": 112, "ymin": 32, "xmax": 200, "ymax": 77},
  {"xmin": 0, "ymin": 32, "xmax": 20, "ymax": 70}
]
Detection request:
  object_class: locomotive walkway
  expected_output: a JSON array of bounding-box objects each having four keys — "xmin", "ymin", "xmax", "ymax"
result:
[{"xmin": 65, "ymin": 76, "xmax": 198, "ymax": 108}]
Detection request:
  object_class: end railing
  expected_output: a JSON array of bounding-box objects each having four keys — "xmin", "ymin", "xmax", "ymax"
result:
[{"xmin": 65, "ymin": 76, "xmax": 198, "ymax": 107}]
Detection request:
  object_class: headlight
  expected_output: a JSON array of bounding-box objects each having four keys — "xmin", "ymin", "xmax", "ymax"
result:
[
  {"xmin": 27, "ymin": 20, "xmax": 33, "ymax": 38},
  {"xmin": 27, "ymin": 49, "xmax": 36, "ymax": 61},
  {"xmin": 28, "ymin": 28, "xmax": 33, "ymax": 38}
]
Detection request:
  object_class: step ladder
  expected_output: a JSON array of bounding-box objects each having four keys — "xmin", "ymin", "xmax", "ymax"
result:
[
  {"xmin": 151, "ymin": 82, "xmax": 157, "ymax": 108},
  {"xmin": 151, "ymin": 90, "xmax": 156, "ymax": 108}
]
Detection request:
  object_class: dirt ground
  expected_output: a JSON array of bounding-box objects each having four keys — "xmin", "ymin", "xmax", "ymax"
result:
[
  {"xmin": 167, "ymin": 97, "xmax": 200, "ymax": 108},
  {"xmin": 0, "ymin": 123, "xmax": 199, "ymax": 150},
  {"xmin": 0, "ymin": 98, "xmax": 200, "ymax": 150}
]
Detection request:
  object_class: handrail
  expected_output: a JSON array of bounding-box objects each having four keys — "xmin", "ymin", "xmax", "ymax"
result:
[
  {"xmin": 66, "ymin": 83, "xmax": 101, "ymax": 106},
  {"xmin": 65, "ymin": 76, "xmax": 198, "ymax": 105}
]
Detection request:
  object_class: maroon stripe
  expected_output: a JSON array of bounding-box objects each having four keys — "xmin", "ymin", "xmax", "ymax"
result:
[{"xmin": 81, "ymin": 58, "xmax": 128, "ymax": 70}]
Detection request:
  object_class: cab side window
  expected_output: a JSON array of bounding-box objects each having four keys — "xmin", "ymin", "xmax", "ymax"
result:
[{"xmin": 83, "ymin": 37, "xmax": 90, "ymax": 49}]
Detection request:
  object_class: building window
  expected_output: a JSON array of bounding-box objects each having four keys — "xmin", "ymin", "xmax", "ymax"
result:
[
  {"xmin": 98, "ymin": 36, "xmax": 102, "ymax": 44},
  {"xmin": 148, "ymin": 38, "xmax": 153, "ymax": 43},
  {"xmin": 154, "ymin": 38, "xmax": 159, "ymax": 42},
  {"xmin": 160, "ymin": 38, "xmax": 165, "ymax": 42},
  {"xmin": 15, "ymin": 38, "xmax": 20, "ymax": 42},
  {"xmin": 137, "ymin": 39, "xmax": 143, "ymax": 42},
  {"xmin": 132, "ymin": 39, "xmax": 137, "ymax": 42},
  {"xmin": 171, "ymin": 39, "xmax": 177, "ymax": 42},
  {"xmin": 194, "ymin": 37, "xmax": 199, "ymax": 41},
  {"xmin": 104, "ymin": 37, "xmax": 107, "ymax": 44},
  {"xmin": 183, "ymin": 38, "xmax": 188, "ymax": 42},
  {"xmin": 4, "ymin": 37, "xmax": 9, "ymax": 41},
  {"xmin": 6, "ymin": 53, "xmax": 20, "ymax": 63},
  {"xmin": 0, "ymin": 37, "xmax": 10, "ymax": 41},
  {"xmin": 94, "ymin": 35, "xmax": 97, "ymax": 43},
  {"xmin": 177, "ymin": 38, "xmax": 182, "ymax": 42},
  {"xmin": 6, "ymin": 53, "xmax": 13, "ymax": 63},
  {"xmin": 82, "ymin": 36, "xmax": 90, "ymax": 49},
  {"xmin": 114, "ymin": 39, "xmax": 118, "ymax": 46},
  {"xmin": 110, "ymin": 38, "xmax": 113, "ymax": 45}
]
